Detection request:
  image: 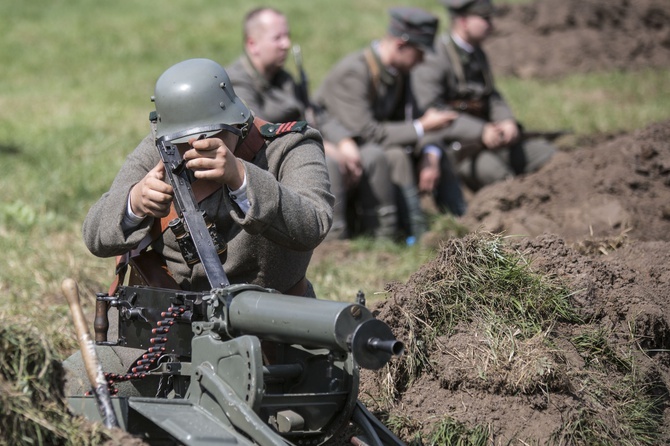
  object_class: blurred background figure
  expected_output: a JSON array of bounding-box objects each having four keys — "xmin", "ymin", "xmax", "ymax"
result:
[
  {"xmin": 315, "ymin": 7, "xmax": 459, "ymax": 244},
  {"xmin": 227, "ymin": 7, "xmax": 396, "ymax": 241},
  {"xmin": 413, "ymin": 0, "xmax": 555, "ymax": 192}
]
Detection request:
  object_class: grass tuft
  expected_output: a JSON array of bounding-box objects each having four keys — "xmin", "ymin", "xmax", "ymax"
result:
[
  {"xmin": 385, "ymin": 232, "xmax": 579, "ymax": 395},
  {"xmin": 410, "ymin": 417, "xmax": 492, "ymax": 446},
  {"xmin": 0, "ymin": 318, "xmax": 110, "ymax": 445}
]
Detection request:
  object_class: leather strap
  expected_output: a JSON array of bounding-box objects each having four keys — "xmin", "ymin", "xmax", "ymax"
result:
[
  {"xmin": 284, "ymin": 277, "xmax": 308, "ymax": 297},
  {"xmin": 109, "ymin": 117, "xmax": 269, "ymax": 295},
  {"xmin": 363, "ymin": 47, "xmax": 381, "ymax": 102},
  {"xmin": 442, "ymin": 34, "xmax": 468, "ymax": 96}
]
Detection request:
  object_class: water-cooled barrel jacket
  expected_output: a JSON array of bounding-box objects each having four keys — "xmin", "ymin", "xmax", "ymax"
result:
[
  {"xmin": 412, "ymin": 33, "xmax": 515, "ymax": 144},
  {"xmin": 82, "ymin": 123, "xmax": 334, "ymax": 293}
]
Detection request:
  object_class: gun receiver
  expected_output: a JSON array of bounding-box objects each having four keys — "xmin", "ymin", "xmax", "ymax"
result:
[{"xmin": 155, "ymin": 135, "xmax": 229, "ymax": 288}]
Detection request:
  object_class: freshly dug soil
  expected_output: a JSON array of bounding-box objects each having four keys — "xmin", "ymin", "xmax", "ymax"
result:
[{"xmin": 486, "ymin": 0, "xmax": 670, "ymax": 79}]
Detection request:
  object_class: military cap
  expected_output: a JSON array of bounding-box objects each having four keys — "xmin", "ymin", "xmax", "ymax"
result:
[
  {"xmin": 388, "ymin": 7, "xmax": 439, "ymax": 52},
  {"xmin": 440, "ymin": 0, "xmax": 496, "ymax": 17}
]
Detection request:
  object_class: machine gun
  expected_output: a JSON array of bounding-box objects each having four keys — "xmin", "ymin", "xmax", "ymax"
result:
[{"xmin": 66, "ymin": 131, "xmax": 406, "ymax": 445}]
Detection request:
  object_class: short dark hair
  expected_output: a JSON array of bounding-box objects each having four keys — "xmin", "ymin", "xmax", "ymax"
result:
[{"xmin": 243, "ymin": 7, "xmax": 285, "ymax": 40}]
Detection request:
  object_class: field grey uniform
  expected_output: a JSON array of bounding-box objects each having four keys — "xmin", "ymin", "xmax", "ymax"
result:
[
  {"xmin": 315, "ymin": 8, "xmax": 444, "ymax": 239},
  {"xmin": 228, "ymin": 54, "xmax": 395, "ymax": 240},
  {"xmin": 84, "ymin": 122, "xmax": 332, "ymax": 293},
  {"xmin": 413, "ymin": 0, "xmax": 555, "ymax": 191},
  {"xmin": 64, "ymin": 118, "xmax": 333, "ymax": 397}
]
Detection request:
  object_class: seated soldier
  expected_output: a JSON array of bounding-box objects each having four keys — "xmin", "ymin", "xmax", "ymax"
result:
[
  {"xmin": 314, "ymin": 7, "xmax": 459, "ymax": 241},
  {"xmin": 227, "ymin": 7, "xmax": 397, "ymax": 241},
  {"xmin": 412, "ymin": 0, "xmax": 555, "ymax": 193}
]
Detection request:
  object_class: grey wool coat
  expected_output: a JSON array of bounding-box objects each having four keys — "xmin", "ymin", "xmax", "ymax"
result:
[
  {"xmin": 83, "ymin": 122, "xmax": 333, "ymax": 294},
  {"xmin": 227, "ymin": 55, "xmax": 351, "ymax": 145},
  {"xmin": 412, "ymin": 33, "xmax": 515, "ymax": 144},
  {"xmin": 314, "ymin": 44, "xmax": 421, "ymax": 150}
]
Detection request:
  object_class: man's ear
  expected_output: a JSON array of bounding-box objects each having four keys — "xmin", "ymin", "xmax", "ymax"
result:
[{"xmin": 245, "ymin": 37, "xmax": 257, "ymax": 55}]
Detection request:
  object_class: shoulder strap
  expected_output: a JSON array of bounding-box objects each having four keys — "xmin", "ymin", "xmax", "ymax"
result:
[
  {"xmin": 258, "ymin": 120, "xmax": 308, "ymax": 138},
  {"xmin": 363, "ymin": 47, "xmax": 380, "ymax": 101},
  {"xmin": 441, "ymin": 35, "xmax": 468, "ymax": 96}
]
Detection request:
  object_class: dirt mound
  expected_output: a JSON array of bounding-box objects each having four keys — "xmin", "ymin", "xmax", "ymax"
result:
[
  {"xmin": 362, "ymin": 234, "xmax": 670, "ymax": 444},
  {"xmin": 460, "ymin": 119, "xmax": 670, "ymax": 245},
  {"xmin": 354, "ymin": 116, "xmax": 670, "ymax": 444},
  {"xmin": 486, "ymin": 0, "xmax": 670, "ymax": 79}
]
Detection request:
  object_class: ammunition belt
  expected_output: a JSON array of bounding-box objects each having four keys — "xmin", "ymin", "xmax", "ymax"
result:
[{"xmin": 87, "ymin": 302, "xmax": 187, "ymax": 396}]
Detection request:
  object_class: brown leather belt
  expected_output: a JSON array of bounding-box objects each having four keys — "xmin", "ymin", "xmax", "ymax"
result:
[
  {"xmin": 284, "ymin": 276, "xmax": 308, "ymax": 297},
  {"xmin": 447, "ymin": 98, "xmax": 489, "ymax": 120}
]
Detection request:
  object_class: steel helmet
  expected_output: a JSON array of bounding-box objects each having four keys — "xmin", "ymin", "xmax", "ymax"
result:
[{"xmin": 152, "ymin": 58, "xmax": 252, "ymax": 143}]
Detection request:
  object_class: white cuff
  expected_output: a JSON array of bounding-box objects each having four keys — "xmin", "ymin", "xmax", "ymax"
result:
[
  {"xmin": 228, "ymin": 173, "xmax": 250, "ymax": 214},
  {"xmin": 422, "ymin": 144, "xmax": 442, "ymax": 160},
  {"xmin": 122, "ymin": 194, "xmax": 146, "ymax": 231},
  {"xmin": 412, "ymin": 120, "xmax": 425, "ymax": 139}
]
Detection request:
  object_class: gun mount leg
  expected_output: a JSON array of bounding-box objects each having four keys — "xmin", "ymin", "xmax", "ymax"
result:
[
  {"xmin": 195, "ymin": 364, "xmax": 288, "ymax": 446},
  {"xmin": 351, "ymin": 401, "xmax": 406, "ymax": 446}
]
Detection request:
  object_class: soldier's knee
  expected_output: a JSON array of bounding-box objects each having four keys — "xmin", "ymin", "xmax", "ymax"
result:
[{"xmin": 523, "ymin": 138, "xmax": 556, "ymax": 173}]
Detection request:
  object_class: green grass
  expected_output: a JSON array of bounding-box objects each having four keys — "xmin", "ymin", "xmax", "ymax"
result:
[
  {"xmin": 421, "ymin": 418, "xmax": 491, "ymax": 446},
  {"xmin": 500, "ymin": 68, "xmax": 670, "ymax": 135},
  {"xmin": 308, "ymin": 237, "xmax": 439, "ymax": 301},
  {"xmin": 0, "ymin": 321, "xmax": 111, "ymax": 445}
]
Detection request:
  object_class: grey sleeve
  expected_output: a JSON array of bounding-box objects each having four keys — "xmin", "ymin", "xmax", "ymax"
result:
[
  {"xmin": 229, "ymin": 131, "xmax": 334, "ymax": 251},
  {"xmin": 82, "ymin": 133, "xmax": 159, "ymax": 257}
]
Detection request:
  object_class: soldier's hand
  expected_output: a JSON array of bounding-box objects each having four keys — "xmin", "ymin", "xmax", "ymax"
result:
[
  {"xmin": 418, "ymin": 108, "xmax": 459, "ymax": 133},
  {"xmin": 338, "ymin": 138, "xmax": 363, "ymax": 187},
  {"xmin": 129, "ymin": 162, "xmax": 174, "ymax": 218},
  {"xmin": 417, "ymin": 151, "xmax": 441, "ymax": 193},
  {"xmin": 496, "ymin": 119, "xmax": 520, "ymax": 146},
  {"xmin": 184, "ymin": 135, "xmax": 245, "ymax": 190},
  {"xmin": 482, "ymin": 123, "xmax": 504, "ymax": 149}
]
